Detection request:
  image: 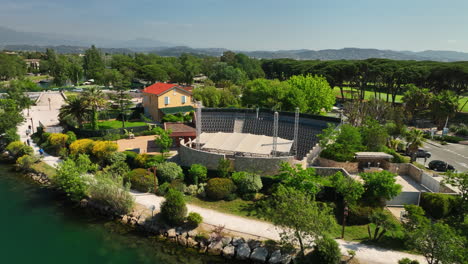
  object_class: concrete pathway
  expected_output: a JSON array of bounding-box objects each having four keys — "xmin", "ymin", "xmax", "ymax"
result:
[{"xmin": 131, "ymin": 190, "xmax": 427, "ymax": 264}]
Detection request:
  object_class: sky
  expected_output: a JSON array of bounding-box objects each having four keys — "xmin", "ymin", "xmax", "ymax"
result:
[{"xmin": 1, "ymin": 0, "xmax": 468, "ymax": 51}]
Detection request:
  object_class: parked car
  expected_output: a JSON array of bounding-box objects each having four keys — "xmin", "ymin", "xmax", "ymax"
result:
[
  {"xmin": 416, "ymin": 148, "xmax": 431, "ymax": 158},
  {"xmin": 428, "ymin": 160, "xmax": 455, "ymax": 172}
]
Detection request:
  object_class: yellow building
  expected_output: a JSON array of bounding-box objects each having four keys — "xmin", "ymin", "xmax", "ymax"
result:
[{"xmin": 142, "ymin": 82, "xmax": 195, "ymax": 122}]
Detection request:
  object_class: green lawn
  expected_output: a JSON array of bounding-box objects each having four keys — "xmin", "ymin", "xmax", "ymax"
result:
[
  {"xmin": 334, "ymin": 87, "xmax": 404, "ymax": 103},
  {"xmin": 30, "ymin": 161, "xmax": 56, "ymax": 178},
  {"xmin": 83, "ymin": 120, "xmax": 147, "ymax": 130},
  {"xmin": 184, "ymin": 196, "xmax": 261, "ymax": 220},
  {"xmin": 459, "ymin": 96, "xmax": 468, "ymax": 112}
]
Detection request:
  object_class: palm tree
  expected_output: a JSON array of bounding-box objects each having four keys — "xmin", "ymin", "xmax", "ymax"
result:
[
  {"xmin": 59, "ymin": 96, "xmax": 89, "ymax": 129},
  {"xmin": 82, "ymin": 87, "xmax": 107, "ymax": 130},
  {"xmin": 405, "ymin": 129, "xmax": 426, "ymax": 162}
]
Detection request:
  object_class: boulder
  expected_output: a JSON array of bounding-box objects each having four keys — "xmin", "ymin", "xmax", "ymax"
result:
[
  {"xmin": 250, "ymin": 247, "xmax": 269, "ymax": 263},
  {"xmin": 235, "ymin": 243, "xmax": 251, "ymax": 260},
  {"xmin": 247, "ymin": 239, "xmax": 262, "ymax": 250},
  {"xmin": 280, "ymin": 254, "xmax": 293, "ymax": 264},
  {"xmin": 178, "ymin": 235, "xmax": 187, "ymax": 247},
  {"xmin": 167, "ymin": 228, "xmax": 177, "ymax": 238},
  {"xmin": 186, "ymin": 237, "xmax": 198, "ymax": 248},
  {"xmin": 187, "ymin": 230, "xmax": 198, "ymax": 237},
  {"xmin": 222, "ymin": 245, "xmax": 236, "ymax": 259},
  {"xmin": 207, "ymin": 240, "xmax": 224, "ymax": 255},
  {"xmin": 221, "ymin": 237, "xmax": 232, "ymax": 246},
  {"xmin": 268, "ymin": 250, "xmax": 282, "ymax": 264},
  {"xmin": 232, "ymin": 237, "xmax": 245, "ymax": 246}
]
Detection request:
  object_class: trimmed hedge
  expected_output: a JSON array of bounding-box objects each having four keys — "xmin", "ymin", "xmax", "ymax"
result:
[
  {"xmin": 158, "ymin": 162, "xmax": 184, "ymax": 183},
  {"xmin": 205, "ymin": 178, "xmax": 236, "ymax": 201},
  {"xmin": 420, "ymin": 193, "xmax": 459, "ymax": 219},
  {"xmin": 127, "ymin": 168, "xmax": 155, "ymax": 192}
]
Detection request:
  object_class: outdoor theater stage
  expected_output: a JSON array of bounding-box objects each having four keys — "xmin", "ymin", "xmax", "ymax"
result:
[{"xmin": 198, "ymin": 132, "xmax": 293, "ymax": 156}]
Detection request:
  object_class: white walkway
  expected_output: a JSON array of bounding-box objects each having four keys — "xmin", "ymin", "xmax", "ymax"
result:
[{"xmin": 131, "ymin": 190, "xmax": 427, "ymax": 264}]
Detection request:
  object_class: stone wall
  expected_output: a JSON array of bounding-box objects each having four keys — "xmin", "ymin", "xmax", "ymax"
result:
[
  {"xmin": 316, "ymin": 157, "xmax": 359, "ymax": 174},
  {"xmin": 234, "ymin": 156, "xmax": 295, "ymax": 176},
  {"xmin": 312, "ymin": 167, "xmax": 352, "ymax": 178},
  {"xmin": 179, "ymin": 143, "xmax": 226, "ymax": 170}
]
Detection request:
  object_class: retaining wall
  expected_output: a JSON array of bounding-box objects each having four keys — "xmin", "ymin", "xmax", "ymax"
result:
[
  {"xmin": 316, "ymin": 157, "xmax": 359, "ymax": 174},
  {"xmin": 234, "ymin": 156, "xmax": 295, "ymax": 176}
]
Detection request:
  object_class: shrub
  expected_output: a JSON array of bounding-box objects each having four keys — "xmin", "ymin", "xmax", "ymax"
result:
[
  {"xmin": 127, "ymin": 168, "xmax": 155, "ymax": 192},
  {"xmin": 4, "ymin": 127, "xmax": 19, "ymax": 144},
  {"xmin": 187, "ymin": 212, "xmax": 203, "ymax": 228},
  {"xmin": 123, "ymin": 151, "xmax": 138, "ymax": 168},
  {"xmin": 70, "ymin": 139, "xmax": 95, "ymax": 156},
  {"xmin": 347, "ymin": 205, "xmax": 376, "ymax": 225},
  {"xmin": 6, "ymin": 141, "xmax": 33, "ymax": 159},
  {"xmin": 217, "ymin": 158, "xmax": 232, "ymax": 178},
  {"xmin": 88, "ymin": 176, "xmax": 134, "ymax": 215},
  {"xmin": 65, "ymin": 131, "xmax": 77, "ymax": 145},
  {"xmin": 169, "ymin": 179, "xmax": 186, "ymax": 193},
  {"xmin": 188, "ymin": 164, "xmax": 208, "ymax": 185},
  {"xmin": 48, "ymin": 133, "xmax": 69, "ymax": 148},
  {"xmin": 205, "ymin": 178, "xmax": 236, "ymax": 200},
  {"xmin": 385, "ymin": 148, "xmax": 410, "ymax": 163},
  {"xmin": 160, "ymin": 189, "xmax": 187, "ymax": 225},
  {"xmin": 184, "ymin": 184, "xmax": 199, "ymax": 196},
  {"xmin": 420, "ymin": 193, "xmax": 459, "ymax": 219},
  {"xmin": 434, "ymin": 135, "xmax": 464, "ymax": 143},
  {"xmin": 398, "ymin": 258, "xmax": 420, "ymax": 264},
  {"xmin": 360, "ymin": 171, "xmax": 402, "ymax": 205},
  {"xmin": 309, "ymin": 235, "xmax": 341, "ymax": 264},
  {"xmin": 53, "ymin": 155, "xmax": 94, "ymax": 201},
  {"xmin": 156, "ymin": 182, "xmax": 171, "ymax": 196},
  {"xmin": 134, "ymin": 153, "xmax": 149, "ymax": 168},
  {"xmin": 16, "ymin": 154, "xmax": 39, "ymax": 170},
  {"xmin": 157, "ymin": 162, "xmax": 184, "ymax": 183},
  {"xmin": 320, "ymin": 124, "xmax": 363, "ymax": 162},
  {"xmin": 103, "ymin": 160, "xmax": 130, "ymax": 182},
  {"xmin": 91, "ymin": 141, "xmax": 118, "ymax": 163},
  {"xmin": 40, "ymin": 132, "xmax": 51, "ymax": 144},
  {"xmin": 231, "ymin": 171, "xmax": 263, "ymax": 195}
]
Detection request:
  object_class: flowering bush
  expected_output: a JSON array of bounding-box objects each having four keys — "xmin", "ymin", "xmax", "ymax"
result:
[{"xmin": 69, "ymin": 139, "xmax": 95, "ymax": 156}]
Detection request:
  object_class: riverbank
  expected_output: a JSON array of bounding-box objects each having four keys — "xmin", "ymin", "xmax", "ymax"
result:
[{"xmin": 0, "ymin": 163, "xmax": 243, "ymax": 264}]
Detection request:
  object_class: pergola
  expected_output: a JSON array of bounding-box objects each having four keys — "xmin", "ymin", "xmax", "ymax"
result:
[{"xmin": 355, "ymin": 152, "xmax": 393, "ymax": 170}]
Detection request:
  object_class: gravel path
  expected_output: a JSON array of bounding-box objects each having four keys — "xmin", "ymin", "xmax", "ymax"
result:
[{"xmin": 131, "ymin": 190, "xmax": 427, "ymax": 264}]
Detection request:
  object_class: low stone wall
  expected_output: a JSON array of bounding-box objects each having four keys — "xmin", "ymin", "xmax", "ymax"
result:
[
  {"xmin": 234, "ymin": 156, "xmax": 295, "ymax": 176},
  {"xmin": 312, "ymin": 167, "xmax": 352, "ymax": 178},
  {"xmin": 316, "ymin": 157, "xmax": 359, "ymax": 174},
  {"xmin": 179, "ymin": 139, "xmax": 295, "ymax": 175},
  {"xmin": 179, "ymin": 143, "xmax": 226, "ymax": 170}
]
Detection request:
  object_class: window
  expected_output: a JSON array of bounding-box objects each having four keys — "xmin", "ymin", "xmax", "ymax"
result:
[
  {"xmin": 164, "ymin": 96, "xmax": 170, "ymax": 105},
  {"xmin": 181, "ymin": 95, "xmax": 186, "ymax": 104}
]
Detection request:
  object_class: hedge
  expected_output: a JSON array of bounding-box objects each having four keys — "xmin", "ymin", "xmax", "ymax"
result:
[
  {"xmin": 127, "ymin": 168, "xmax": 155, "ymax": 192},
  {"xmin": 205, "ymin": 178, "xmax": 236, "ymax": 200},
  {"xmin": 420, "ymin": 193, "xmax": 459, "ymax": 219}
]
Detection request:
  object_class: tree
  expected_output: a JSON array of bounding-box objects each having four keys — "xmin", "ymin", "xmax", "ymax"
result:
[
  {"xmin": 82, "ymin": 86, "xmax": 107, "ymax": 130},
  {"xmin": 287, "ymin": 74, "xmax": 335, "ymax": 114},
  {"xmin": 331, "ymin": 172, "xmax": 364, "ymax": 238},
  {"xmin": 402, "ymin": 85, "xmax": 432, "ymax": 122},
  {"xmin": 188, "ymin": 164, "xmax": 207, "ymax": 186},
  {"xmin": 309, "ymin": 235, "xmax": 342, "ymax": 264},
  {"xmin": 360, "ymin": 171, "xmax": 402, "ymax": 205},
  {"xmin": 160, "ymin": 189, "xmax": 187, "ymax": 225},
  {"xmin": 0, "ymin": 53, "xmax": 26, "ymax": 80},
  {"xmin": 141, "ymin": 64, "xmax": 169, "ymax": 83},
  {"xmin": 320, "ymin": 124, "xmax": 363, "ymax": 162},
  {"xmin": 157, "ymin": 162, "xmax": 183, "ymax": 183},
  {"xmin": 276, "ymin": 163, "xmax": 326, "ymax": 197},
  {"xmin": 217, "ymin": 158, "xmax": 232, "ymax": 178},
  {"xmin": 361, "ymin": 118, "xmax": 389, "ymax": 151},
  {"xmin": 231, "ymin": 171, "xmax": 263, "ymax": 195},
  {"xmin": 242, "ymin": 78, "xmax": 289, "ymax": 109},
  {"xmin": 6, "ymin": 80, "xmax": 35, "ymax": 110},
  {"xmin": 263, "ymin": 185, "xmax": 336, "ymax": 256},
  {"xmin": 110, "ymin": 81, "xmax": 133, "ymax": 128},
  {"xmin": 154, "ymin": 127, "xmax": 173, "ymax": 154},
  {"xmin": 409, "ymin": 223, "xmax": 466, "ymax": 264},
  {"xmin": 179, "ymin": 53, "xmax": 201, "ymax": 84},
  {"xmin": 0, "ymin": 99, "xmax": 23, "ymax": 140},
  {"xmin": 402, "ymin": 205, "xmax": 429, "ymax": 233},
  {"xmin": 83, "ymin": 45, "xmax": 105, "ymax": 79},
  {"xmin": 367, "ymin": 210, "xmax": 398, "ymax": 241},
  {"xmin": 443, "ymin": 171, "xmax": 467, "ymax": 220},
  {"xmin": 209, "ymin": 62, "xmax": 247, "ymax": 86},
  {"xmin": 430, "ymin": 90, "xmax": 459, "ymax": 129},
  {"xmin": 59, "ymin": 96, "xmax": 89, "ymax": 128},
  {"xmin": 405, "ymin": 129, "xmax": 426, "ymax": 162}
]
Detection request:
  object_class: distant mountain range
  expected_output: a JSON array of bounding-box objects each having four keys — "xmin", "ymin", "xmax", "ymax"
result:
[{"xmin": 2, "ymin": 26, "xmax": 468, "ymax": 62}]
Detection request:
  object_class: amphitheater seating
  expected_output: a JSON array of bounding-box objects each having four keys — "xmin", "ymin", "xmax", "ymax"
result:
[{"xmin": 200, "ymin": 109, "xmax": 338, "ymax": 160}]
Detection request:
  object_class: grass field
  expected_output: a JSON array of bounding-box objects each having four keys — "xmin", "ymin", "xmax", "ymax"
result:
[
  {"xmin": 30, "ymin": 161, "xmax": 56, "ymax": 178},
  {"xmin": 83, "ymin": 120, "xmax": 147, "ymax": 130},
  {"xmin": 184, "ymin": 196, "xmax": 260, "ymax": 220}
]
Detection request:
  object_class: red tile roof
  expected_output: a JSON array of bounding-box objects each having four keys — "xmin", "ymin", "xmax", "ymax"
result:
[{"xmin": 143, "ymin": 82, "xmax": 178, "ymax": 95}]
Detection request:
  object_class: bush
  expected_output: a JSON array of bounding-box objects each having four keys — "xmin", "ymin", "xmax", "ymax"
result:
[
  {"xmin": 308, "ymin": 236, "xmax": 341, "ymax": 264},
  {"xmin": 127, "ymin": 168, "xmax": 155, "ymax": 192},
  {"xmin": 16, "ymin": 154, "xmax": 39, "ymax": 170},
  {"xmin": 157, "ymin": 162, "xmax": 184, "ymax": 183},
  {"xmin": 347, "ymin": 205, "xmax": 376, "ymax": 225},
  {"xmin": 385, "ymin": 148, "xmax": 410, "ymax": 163},
  {"xmin": 91, "ymin": 141, "xmax": 118, "ymax": 163},
  {"xmin": 4, "ymin": 127, "xmax": 19, "ymax": 144},
  {"xmin": 420, "ymin": 193, "xmax": 459, "ymax": 219},
  {"xmin": 231, "ymin": 171, "xmax": 263, "ymax": 195},
  {"xmin": 433, "ymin": 135, "xmax": 464, "ymax": 143},
  {"xmin": 217, "ymin": 158, "xmax": 232, "ymax": 178},
  {"xmin": 88, "ymin": 176, "xmax": 135, "ymax": 215},
  {"xmin": 48, "ymin": 133, "xmax": 68, "ymax": 148},
  {"xmin": 65, "ymin": 131, "xmax": 77, "ymax": 145},
  {"xmin": 160, "ymin": 189, "xmax": 187, "ymax": 225},
  {"xmin": 398, "ymin": 258, "xmax": 420, "ymax": 264},
  {"xmin": 123, "ymin": 151, "xmax": 138, "ymax": 168},
  {"xmin": 205, "ymin": 178, "xmax": 236, "ymax": 200},
  {"xmin": 156, "ymin": 182, "xmax": 171, "ymax": 196},
  {"xmin": 450, "ymin": 123, "xmax": 468, "ymax": 137},
  {"xmin": 320, "ymin": 124, "xmax": 363, "ymax": 162},
  {"xmin": 188, "ymin": 164, "xmax": 208, "ymax": 185},
  {"xmin": 53, "ymin": 155, "xmax": 94, "ymax": 201},
  {"xmin": 6, "ymin": 141, "xmax": 33, "ymax": 159},
  {"xmin": 169, "ymin": 179, "xmax": 186, "ymax": 193},
  {"xmin": 70, "ymin": 139, "xmax": 95, "ymax": 156},
  {"xmin": 187, "ymin": 212, "xmax": 203, "ymax": 228},
  {"xmin": 40, "ymin": 132, "xmax": 51, "ymax": 145},
  {"xmin": 360, "ymin": 171, "xmax": 402, "ymax": 205}
]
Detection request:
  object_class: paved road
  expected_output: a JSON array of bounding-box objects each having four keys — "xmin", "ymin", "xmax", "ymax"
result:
[{"xmin": 421, "ymin": 140, "xmax": 468, "ymax": 172}]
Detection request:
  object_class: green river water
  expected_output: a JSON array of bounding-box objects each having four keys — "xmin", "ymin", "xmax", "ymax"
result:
[{"xmin": 0, "ymin": 163, "xmax": 238, "ymax": 264}]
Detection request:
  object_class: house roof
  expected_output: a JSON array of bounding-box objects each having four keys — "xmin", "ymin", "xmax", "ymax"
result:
[
  {"xmin": 143, "ymin": 82, "xmax": 192, "ymax": 96},
  {"xmin": 160, "ymin": 106, "xmax": 195, "ymax": 115}
]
